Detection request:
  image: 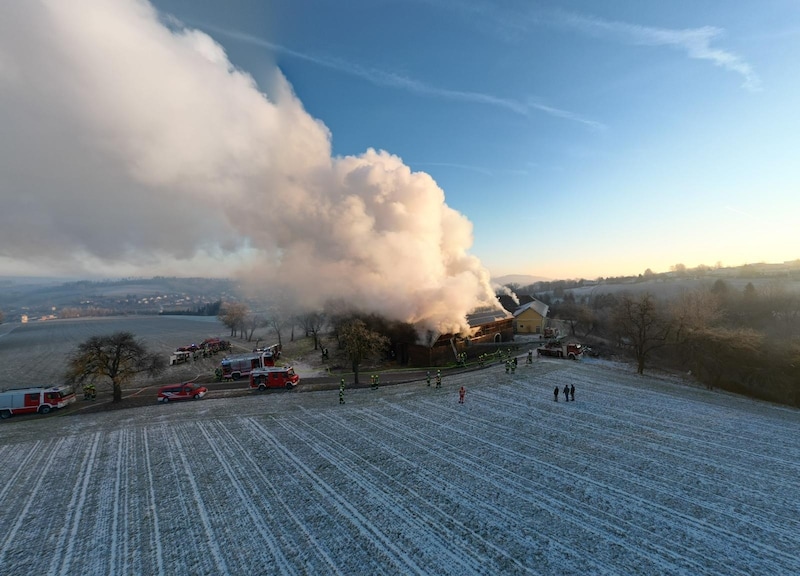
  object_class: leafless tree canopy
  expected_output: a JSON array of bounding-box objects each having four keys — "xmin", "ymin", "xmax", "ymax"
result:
[{"xmin": 64, "ymin": 331, "xmax": 165, "ymax": 402}]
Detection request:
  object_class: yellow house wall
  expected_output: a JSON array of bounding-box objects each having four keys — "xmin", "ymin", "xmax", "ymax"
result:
[{"xmin": 514, "ymin": 308, "xmax": 545, "ymax": 334}]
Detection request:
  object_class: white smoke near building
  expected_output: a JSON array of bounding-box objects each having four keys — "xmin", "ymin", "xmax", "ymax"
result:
[
  {"xmin": 495, "ymin": 284, "xmax": 520, "ymax": 306},
  {"xmin": 0, "ymin": 0, "xmax": 499, "ymax": 334}
]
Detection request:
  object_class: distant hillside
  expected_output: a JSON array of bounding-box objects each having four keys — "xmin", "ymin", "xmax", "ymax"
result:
[{"xmin": 493, "ymin": 274, "xmax": 550, "ymax": 287}]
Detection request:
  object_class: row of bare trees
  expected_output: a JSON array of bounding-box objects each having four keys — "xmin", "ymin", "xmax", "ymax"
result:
[
  {"xmin": 549, "ymin": 281, "xmax": 800, "ymax": 406},
  {"xmin": 216, "ymin": 300, "xmax": 404, "ymax": 385}
]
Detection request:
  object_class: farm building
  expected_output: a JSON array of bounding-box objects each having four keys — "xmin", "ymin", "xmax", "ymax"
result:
[
  {"xmin": 407, "ymin": 306, "xmax": 514, "ymax": 367},
  {"xmin": 512, "ymin": 299, "xmax": 549, "ymax": 335}
]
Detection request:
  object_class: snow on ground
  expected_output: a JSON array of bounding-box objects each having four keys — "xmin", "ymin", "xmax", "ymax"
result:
[{"xmin": 1, "ymin": 359, "xmax": 799, "ymax": 575}]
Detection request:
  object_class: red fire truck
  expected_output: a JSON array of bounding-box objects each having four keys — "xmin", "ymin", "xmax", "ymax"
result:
[
  {"xmin": 220, "ymin": 345, "xmax": 281, "ymax": 381},
  {"xmin": 0, "ymin": 385, "xmax": 77, "ymax": 419},
  {"xmin": 249, "ymin": 366, "xmax": 300, "ymax": 390},
  {"xmin": 536, "ymin": 341, "xmax": 584, "ymax": 359}
]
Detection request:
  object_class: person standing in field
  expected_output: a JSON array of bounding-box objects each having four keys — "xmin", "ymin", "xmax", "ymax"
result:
[
  {"xmin": 570, "ymin": 384, "xmax": 575, "ymax": 401},
  {"xmin": 459, "ymin": 386, "xmax": 466, "ymax": 404},
  {"xmin": 554, "ymin": 386, "xmax": 559, "ymax": 402},
  {"xmin": 564, "ymin": 384, "xmax": 570, "ymax": 402}
]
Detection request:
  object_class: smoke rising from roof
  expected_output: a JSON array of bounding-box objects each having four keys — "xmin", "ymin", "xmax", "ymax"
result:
[{"xmin": 0, "ymin": 0, "xmax": 499, "ymax": 334}]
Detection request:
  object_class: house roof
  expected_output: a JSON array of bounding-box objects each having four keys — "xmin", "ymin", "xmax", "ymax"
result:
[
  {"xmin": 512, "ymin": 298, "xmax": 549, "ymax": 318},
  {"xmin": 497, "ymin": 294, "xmax": 534, "ymax": 314},
  {"xmin": 467, "ymin": 307, "xmax": 512, "ymax": 328}
]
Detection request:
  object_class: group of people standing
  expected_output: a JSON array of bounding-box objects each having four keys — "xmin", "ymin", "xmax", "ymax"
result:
[{"xmin": 554, "ymin": 384, "xmax": 575, "ymax": 402}]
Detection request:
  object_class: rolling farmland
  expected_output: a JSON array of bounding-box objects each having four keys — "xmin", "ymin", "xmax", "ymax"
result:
[
  {"xmin": 0, "ymin": 316, "xmax": 229, "ymax": 389},
  {"xmin": 0, "ymin": 343, "xmax": 798, "ymax": 575}
]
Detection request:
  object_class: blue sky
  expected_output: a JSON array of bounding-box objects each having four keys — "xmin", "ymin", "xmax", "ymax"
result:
[
  {"xmin": 148, "ymin": 0, "xmax": 799, "ymax": 280},
  {"xmin": 1, "ymin": 1, "xmax": 797, "ymax": 288}
]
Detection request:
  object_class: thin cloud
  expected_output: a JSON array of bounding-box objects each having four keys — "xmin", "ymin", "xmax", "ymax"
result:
[
  {"xmin": 556, "ymin": 12, "xmax": 762, "ymax": 91},
  {"xmin": 415, "ymin": 1, "xmax": 761, "ymax": 92},
  {"xmin": 197, "ymin": 23, "xmax": 605, "ymax": 130}
]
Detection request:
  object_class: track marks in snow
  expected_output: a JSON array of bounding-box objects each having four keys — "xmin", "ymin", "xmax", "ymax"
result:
[
  {"xmin": 52, "ymin": 432, "xmax": 100, "ymax": 576},
  {"xmin": 0, "ymin": 438, "xmax": 68, "ymax": 569},
  {"xmin": 0, "ymin": 359, "xmax": 799, "ymax": 575},
  {"xmin": 247, "ymin": 417, "xmax": 431, "ymax": 576}
]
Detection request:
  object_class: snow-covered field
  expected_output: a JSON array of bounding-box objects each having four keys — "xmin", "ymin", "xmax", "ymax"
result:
[{"xmin": 1, "ymin": 359, "xmax": 799, "ymax": 575}]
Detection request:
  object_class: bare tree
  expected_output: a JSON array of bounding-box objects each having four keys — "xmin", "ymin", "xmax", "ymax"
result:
[
  {"xmin": 265, "ymin": 307, "xmax": 292, "ymax": 348},
  {"xmin": 243, "ymin": 313, "xmax": 265, "ymax": 342},
  {"xmin": 556, "ymin": 301, "xmax": 597, "ymax": 337},
  {"xmin": 299, "ymin": 311, "xmax": 327, "ymax": 350},
  {"xmin": 218, "ymin": 302, "xmax": 248, "ymax": 338},
  {"xmin": 65, "ymin": 332, "xmax": 165, "ymax": 402},
  {"xmin": 613, "ymin": 293, "xmax": 672, "ymax": 374}
]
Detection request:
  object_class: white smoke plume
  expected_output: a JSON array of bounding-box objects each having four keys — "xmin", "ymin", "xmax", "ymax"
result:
[
  {"xmin": 495, "ymin": 284, "xmax": 520, "ymax": 306},
  {"xmin": 0, "ymin": 0, "xmax": 499, "ymax": 334}
]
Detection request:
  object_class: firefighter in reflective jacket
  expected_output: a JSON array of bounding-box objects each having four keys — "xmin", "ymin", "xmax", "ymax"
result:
[{"xmin": 83, "ymin": 384, "xmax": 96, "ymax": 401}]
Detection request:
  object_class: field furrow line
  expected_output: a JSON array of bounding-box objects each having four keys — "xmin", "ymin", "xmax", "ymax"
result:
[
  {"xmin": 563, "ymin": 363, "xmax": 800, "ymax": 437},
  {"xmin": 253, "ymin": 416, "xmax": 430, "ymax": 576},
  {"xmin": 109, "ymin": 428, "xmax": 125, "ymax": 576},
  {"xmin": 215, "ymin": 418, "xmax": 347, "ymax": 576},
  {"xmin": 287, "ymin": 410, "xmax": 501, "ymax": 575},
  {"xmin": 398, "ymin": 398, "xmax": 800, "ymax": 575},
  {"xmin": 376, "ymin": 402, "xmax": 740, "ymax": 576},
  {"xmin": 242, "ymin": 416, "xmax": 408, "ymax": 575},
  {"xmin": 587, "ymin": 398, "xmax": 800, "ymax": 467},
  {"xmin": 309, "ymin": 408, "xmax": 589, "ymax": 575},
  {"xmin": 168, "ymin": 428, "xmax": 230, "ymax": 574},
  {"xmin": 477, "ymin": 388, "xmax": 800, "ymax": 536},
  {"xmin": 356, "ymin": 407, "xmax": 649, "ymax": 575},
  {"xmin": 0, "ymin": 440, "xmax": 43, "ymax": 504},
  {"xmin": 194, "ymin": 420, "xmax": 297, "ymax": 575},
  {"xmin": 0, "ymin": 437, "xmax": 67, "ymax": 570},
  {"xmin": 429, "ymin": 395, "xmax": 800, "ymax": 568},
  {"xmin": 53, "ymin": 432, "xmax": 101, "ymax": 576},
  {"xmin": 142, "ymin": 430, "xmax": 165, "ymax": 575},
  {"xmin": 483, "ymin": 381, "xmax": 800, "ymax": 511}
]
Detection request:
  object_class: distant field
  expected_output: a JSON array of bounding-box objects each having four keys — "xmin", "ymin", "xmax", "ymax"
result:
[
  {"xmin": 568, "ymin": 276, "xmax": 800, "ymax": 301},
  {"xmin": 0, "ymin": 316, "xmax": 230, "ymax": 390}
]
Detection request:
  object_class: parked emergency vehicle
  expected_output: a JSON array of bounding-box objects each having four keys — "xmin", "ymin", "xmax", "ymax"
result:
[
  {"xmin": 157, "ymin": 382, "xmax": 208, "ymax": 403},
  {"xmin": 220, "ymin": 346, "xmax": 280, "ymax": 380},
  {"xmin": 0, "ymin": 385, "xmax": 77, "ymax": 419},
  {"xmin": 537, "ymin": 341, "xmax": 583, "ymax": 359},
  {"xmin": 169, "ymin": 350, "xmax": 192, "ymax": 365},
  {"xmin": 249, "ymin": 366, "xmax": 300, "ymax": 390}
]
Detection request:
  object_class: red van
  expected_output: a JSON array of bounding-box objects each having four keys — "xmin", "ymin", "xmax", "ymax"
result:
[
  {"xmin": 157, "ymin": 382, "xmax": 208, "ymax": 403},
  {"xmin": 249, "ymin": 367, "xmax": 300, "ymax": 391}
]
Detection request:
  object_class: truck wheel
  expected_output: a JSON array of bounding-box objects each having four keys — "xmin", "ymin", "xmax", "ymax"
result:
[
  {"xmin": 258, "ymin": 384, "xmax": 266, "ymax": 391},
  {"xmin": 39, "ymin": 405, "xmax": 52, "ymax": 415},
  {"xmin": 568, "ymin": 354, "xmax": 576, "ymax": 360},
  {"xmin": 232, "ymin": 373, "xmax": 241, "ymax": 381},
  {"xmin": 162, "ymin": 397, "xmax": 169, "ymax": 403},
  {"xmin": 285, "ymin": 382, "xmax": 293, "ymax": 390},
  {"xmin": 0, "ymin": 410, "xmax": 11, "ymax": 419},
  {"xmin": 193, "ymin": 394, "xmax": 201, "ymax": 400}
]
